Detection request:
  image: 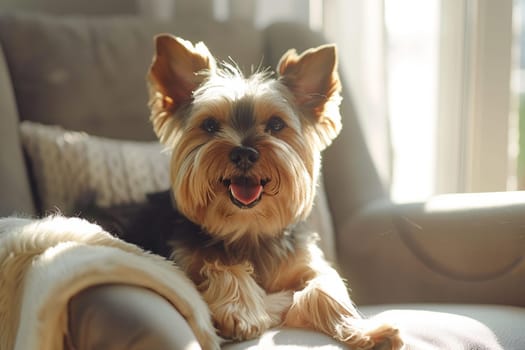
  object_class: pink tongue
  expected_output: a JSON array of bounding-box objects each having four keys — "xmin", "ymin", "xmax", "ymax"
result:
[{"xmin": 229, "ymin": 183, "xmax": 263, "ymax": 206}]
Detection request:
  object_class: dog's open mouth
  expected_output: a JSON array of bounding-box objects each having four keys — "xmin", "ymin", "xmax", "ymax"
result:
[{"xmin": 222, "ymin": 176, "xmax": 268, "ymax": 208}]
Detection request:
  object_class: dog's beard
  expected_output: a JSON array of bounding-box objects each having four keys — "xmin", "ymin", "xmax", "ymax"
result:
[{"xmin": 170, "ymin": 130, "xmax": 319, "ymax": 242}]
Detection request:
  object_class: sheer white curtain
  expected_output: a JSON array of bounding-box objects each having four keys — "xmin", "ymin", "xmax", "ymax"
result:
[
  {"xmin": 436, "ymin": 0, "xmax": 514, "ymax": 194},
  {"xmin": 322, "ymin": 0, "xmax": 391, "ymax": 191}
]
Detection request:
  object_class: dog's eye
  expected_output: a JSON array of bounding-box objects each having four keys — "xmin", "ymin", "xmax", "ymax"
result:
[
  {"xmin": 265, "ymin": 116, "xmax": 286, "ymax": 133},
  {"xmin": 201, "ymin": 117, "xmax": 220, "ymax": 134}
]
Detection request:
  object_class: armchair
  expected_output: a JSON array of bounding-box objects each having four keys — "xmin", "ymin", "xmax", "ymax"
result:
[{"xmin": 0, "ymin": 10, "xmax": 524, "ymax": 349}]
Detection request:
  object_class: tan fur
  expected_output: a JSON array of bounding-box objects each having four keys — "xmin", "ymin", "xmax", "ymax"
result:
[
  {"xmin": 199, "ymin": 261, "xmax": 283, "ymax": 340},
  {"xmin": 148, "ymin": 34, "xmax": 403, "ymax": 349}
]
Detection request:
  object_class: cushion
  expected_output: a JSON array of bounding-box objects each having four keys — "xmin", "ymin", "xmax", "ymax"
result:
[
  {"xmin": 20, "ymin": 121, "xmax": 171, "ymax": 215},
  {"xmin": 223, "ymin": 307, "xmax": 504, "ymax": 349},
  {"xmin": 361, "ymin": 304, "xmax": 525, "ymax": 350}
]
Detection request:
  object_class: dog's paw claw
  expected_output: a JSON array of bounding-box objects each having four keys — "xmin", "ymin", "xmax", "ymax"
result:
[
  {"xmin": 366, "ymin": 324, "xmax": 403, "ymax": 350},
  {"xmin": 216, "ymin": 312, "xmax": 271, "ymax": 341},
  {"xmin": 369, "ymin": 325, "xmax": 403, "ymax": 350},
  {"xmin": 336, "ymin": 320, "xmax": 403, "ymax": 350}
]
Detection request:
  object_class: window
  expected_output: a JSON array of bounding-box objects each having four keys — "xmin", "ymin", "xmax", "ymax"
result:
[{"xmin": 385, "ymin": 0, "xmax": 515, "ymax": 201}]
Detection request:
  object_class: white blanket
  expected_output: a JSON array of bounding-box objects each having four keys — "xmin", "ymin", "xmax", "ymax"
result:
[{"xmin": 0, "ymin": 215, "xmax": 220, "ymax": 350}]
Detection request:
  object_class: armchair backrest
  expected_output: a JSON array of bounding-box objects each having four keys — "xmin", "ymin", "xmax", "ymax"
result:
[{"xmin": 0, "ymin": 12, "xmax": 386, "ymax": 262}]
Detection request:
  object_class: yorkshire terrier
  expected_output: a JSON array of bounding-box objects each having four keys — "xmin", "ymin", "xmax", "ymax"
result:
[{"xmin": 146, "ymin": 34, "xmax": 403, "ymax": 349}]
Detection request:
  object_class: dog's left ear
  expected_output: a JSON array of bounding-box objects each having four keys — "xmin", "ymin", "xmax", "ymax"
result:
[{"xmin": 278, "ymin": 45, "xmax": 342, "ymax": 148}]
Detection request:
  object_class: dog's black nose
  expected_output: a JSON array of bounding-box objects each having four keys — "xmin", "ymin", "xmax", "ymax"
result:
[{"xmin": 229, "ymin": 146, "xmax": 259, "ymax": 170}]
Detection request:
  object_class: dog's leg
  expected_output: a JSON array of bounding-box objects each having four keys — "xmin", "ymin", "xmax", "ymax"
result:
[
  {"xmin": 281, "ymin": 247, "xmax": 403, "ymax": 350},
  {"xmin": 198, "ymin": 260, "xmax": 282, "ymax": 341}
]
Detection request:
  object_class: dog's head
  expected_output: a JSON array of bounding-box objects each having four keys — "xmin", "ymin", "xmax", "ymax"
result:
[{"xmin": 147, "ymin": 35, "xmax": 342, "ymax": 242}]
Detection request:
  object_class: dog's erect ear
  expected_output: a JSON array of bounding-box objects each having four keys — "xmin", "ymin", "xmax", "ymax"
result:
[
  {"xmin": 278, "ymin": 45, "xmax": 342, "ymax": 148},
  {"xmin": 148, "ymin": 35, "xmax": 216, "ymax": 143},
  {"xmin": 148, "ymin": 34, "xmax": 215, "ymax": 113}
]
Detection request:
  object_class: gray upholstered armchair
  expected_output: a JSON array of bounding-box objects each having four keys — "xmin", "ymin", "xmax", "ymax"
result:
[{"xmin": 0, "ymin": 7, "xmax": 524, "ymax": 350}]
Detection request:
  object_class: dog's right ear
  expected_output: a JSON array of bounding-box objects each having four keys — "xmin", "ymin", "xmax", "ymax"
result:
[
  {"xmin": 148, "ymin": 35, "xmax": 215, "ymax": 110},
  {"xmin": 148, "ymin": 35, "xmax": 216, "ymax": 142}
]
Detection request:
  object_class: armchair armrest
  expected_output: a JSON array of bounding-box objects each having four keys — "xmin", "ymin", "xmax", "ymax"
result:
[
  {"xmin": 0, "ymin": 43, "xmax": 35, "ymax": 216},
  {"xmin": 336, "ymin": 191, "xmax": 525, "ymax": 307}
]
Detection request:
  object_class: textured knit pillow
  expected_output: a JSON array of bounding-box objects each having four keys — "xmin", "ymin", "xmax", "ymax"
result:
[{"xmin": 20, "ymin": 121, "xmax": 171, "ymax": 215}]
